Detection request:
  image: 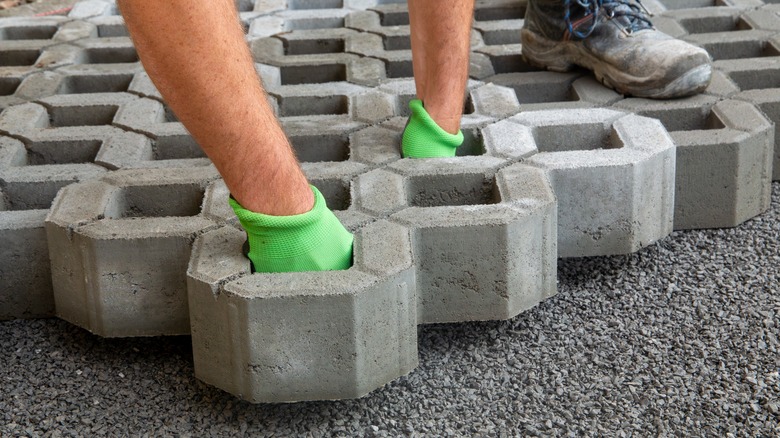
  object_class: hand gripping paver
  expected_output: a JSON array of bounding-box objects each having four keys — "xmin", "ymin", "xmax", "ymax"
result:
[
  {"xmin": 615, "ymin": 97, "xmax": 774, "ymax": 229},
  {"xmin": 45, "ymin": 166, "xmax": 224, "ymax": 337},
  {"xmin": 354, "ymin": 78, "xmax": 522, "ymax": 160},
  {"xmin": 353, "ymin": 157, "xmax": 557, "ymax": 324},
  {"xmin": 187, "ymin": 218, "xmax": 418, "ymax": 403},
  {"xmin": 517, "ymin": 109, "xmax": 676, "ymax": 258}
]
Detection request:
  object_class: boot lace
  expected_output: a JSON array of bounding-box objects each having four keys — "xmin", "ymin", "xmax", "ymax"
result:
[{"xmin": 564, "ymin": 0, "xmax": 654, "ymax": 40}]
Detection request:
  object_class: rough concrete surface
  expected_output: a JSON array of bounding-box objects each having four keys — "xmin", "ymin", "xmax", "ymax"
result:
[
  {"xmin": 188, "ymin": 220, "xmax": 418, "ymax": 404},
  {"xmin": 1, "ymin": 182, "xmax": 778, "ymax": 435},
  {"xmin": 2, "ymin": 0, "xmax": 780, "ymax": 417}
]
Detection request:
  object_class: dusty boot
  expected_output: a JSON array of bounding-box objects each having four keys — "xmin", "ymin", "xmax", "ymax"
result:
[{"xmin": 521, "ymin": 0, "xmax": 712, "ymax": 98}]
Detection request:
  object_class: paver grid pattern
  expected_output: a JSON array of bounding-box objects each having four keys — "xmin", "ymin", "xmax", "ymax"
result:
[{"xmin": 0, "ymin": 0, "xmax": 779, "ymax": 403}]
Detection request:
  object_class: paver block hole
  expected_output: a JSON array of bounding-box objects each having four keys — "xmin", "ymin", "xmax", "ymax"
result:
[
  {"xmin": 153, "ymin": 135, "xmax": 206, "ymax": 160},
  {"xmin": 383, "ymin": 34, "xmax": 410, "ymax": 50},
  {"xmin": 311, "ymin": 179, "xmax": 350, "ymax": 210},
  {"xmin": 111, "ymin": 184, "xmax": 205, "ymax": 218},
  {"xmin": 728, "ymin": 68, "xmax": 780, "ymax": 90},
  {"xmin": 457, "ymin": 129, "xmax": 486, "ymax": 157},
  {"xmin": 706, "ymin": 40, "xmax": 780, "ymax": 60},
  {"xmin": 407, "ymin": 173, "xmax": 499, "ymax": 207},
  {"xmin": 84, "ymin": 47, "xmax": 139, "ymax": 64},
  {"xmin": 289, "ymin": 0, "xmax": 343, "ymax": 9},
  {"xmin": 0, "ymin": 77, "xmax": 21, "ymax": 96},
  {"xmin": 0, "ymin": 25, "xmax": 57, "ymax": 40},
  {"xmin": 658, "ymin": 0, "xmax": 724, "ymax": 9},
  {"xmin": 481, "ymin": 29, "xmax": 522, "ymax": 46},
  {"xmin": 385, "ymin": 59, "xmax": 413, "ymax": 78},
  {"xmin": 282, "ymin": 37, "xmax": 345, "ymax": 55},
  {"xmin": 279, "ymin": 95, "xmax": 348, "ymax": 117},
  {"xmin": 534, "ymin": 123, "xmax": 620, "ymax": 152},
  {"xmin": 235, "ymin": 0, "xmax": 255, "ymax": 12},
  {"xmin": 474, "ymin": 5, "xmax": 526, "ymax": 21},
  {"xmin": 163, "ymin": 106, "xmax": 179, "ymax": 123},
  {"xmin": 489, "ymin": 54, "xmax": 539, "ymax": 74},
  {"xmin": 280, "ymin": 64, "xmax": 347, "ymax": 85},
  {"xmin": 0, "ymin": 183, "xmax": 58, "ymax": 211},
  {"xmin": 97, "ymin": 24, "xmax": 130, "ymax": 38},
  {"xmin": 284, "ymin": 17, "xmax": 346, "ymax": 31},
  {"xmin": 649, "ymin": 107, "xmax": 725, "ymax": 132},
  {"xmin": 679, "ymin": 15, "xmax": 751, "ymax": 34},
  {"xmin": 57, "ymin": 74, "xmax": 133, "ymax": 94},
  {"xmin": 26, "ymin": 140, "xmax": 102, "ymax": 165},
  {"xmin": 510, "ymin": 80, "xmax": 577, "ymax": 104},
  {"xmin": 378, "ymin": 10, "xmax": 409, "ymax": 26},
  {"xmin": 0, "ymin": 49, "xmax": 40, "ymax": 67},
  {"xmin": 289, "ymin": 134, "xmax": 349, "ymax": 162},
  {"xmin": 48, "ymin": 105, "xmax": 118, "ymax": 127}
]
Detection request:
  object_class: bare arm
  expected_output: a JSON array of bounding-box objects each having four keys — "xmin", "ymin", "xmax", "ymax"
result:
[{"xmin": 118, "ymin": 0, "xmax": 313, "ymax": 216}]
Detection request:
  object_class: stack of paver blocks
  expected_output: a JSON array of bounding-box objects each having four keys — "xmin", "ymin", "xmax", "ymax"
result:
[{"xmin": 1, "ymin": 0, "xmax": 778, "ymax": 402}]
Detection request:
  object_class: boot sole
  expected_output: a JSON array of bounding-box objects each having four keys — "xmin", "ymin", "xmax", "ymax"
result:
[{"xmin": 520, "ymin": 28, "xmax": 711, "ymax": 99}]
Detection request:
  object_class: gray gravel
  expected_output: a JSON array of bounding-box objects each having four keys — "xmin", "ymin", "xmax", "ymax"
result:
[{"xmin": 2, "ymin": 185, "xmax": 779, "ymax": 437}]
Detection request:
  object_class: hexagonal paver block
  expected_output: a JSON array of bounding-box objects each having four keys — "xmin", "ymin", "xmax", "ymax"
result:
[
  {"xmin": 0, "ymin": 133, "xmax": 108, "ymax": 320},
  {"xmin": 0, "ymin": 97, "xmax": 201, "ymax": 170},
  {"xmin": 187, "ymin": 219, "xmax": 418, "ymax": 403},
  {"xmin": 615, "ymin": 98, "xmax": 774, "ymax": 229},
  {"xmin": 488, "ymin": 72, "xmax": 623, "ymax": 112},
  {"xmin": 45, "ymin": 166, "xmax": 224, "ymax": 337},
  {"xmin": 251, "ymin": 33, "xmax": 386, "ymax": 87},
  {"xmin": 0, "ymin": 200, "xmax": 54, "ymax": 320},
  {"xmin": 735, "ymin": 88, "xmax": 780, "ymax": 181},
  {"xmin": 519, "ymin": 109, "xmax": 676, "ymax": 257},
  {"xmin": 353, "ymin": 156, "xmax": 557, "ymax": 324}
]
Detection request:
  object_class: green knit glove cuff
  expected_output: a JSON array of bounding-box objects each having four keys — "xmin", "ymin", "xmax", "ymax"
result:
[
  {"xmin": 401, "ymin": 99, "xmax": 464, "ymax": 158},
  {"xmin": 228, "ymin": 186, "xmax": 353, "ymax": 273}
]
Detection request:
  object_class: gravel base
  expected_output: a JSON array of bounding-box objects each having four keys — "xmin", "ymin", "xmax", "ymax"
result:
[{"xmin": 2, "ymin": 185, "xmax": 779, "ymax": 437}]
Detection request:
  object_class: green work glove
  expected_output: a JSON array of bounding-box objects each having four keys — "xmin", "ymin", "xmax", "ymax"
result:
[
  {"xmin": 229, "ymin": 186, "xmax": 353, "ymax": 273},
  {"xmin": 401, "ymin": 99, "xmax": 464, "ymax": 158}
]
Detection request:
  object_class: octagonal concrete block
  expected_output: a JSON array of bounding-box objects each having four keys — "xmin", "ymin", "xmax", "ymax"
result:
[
  {"xmin": 0, "ymin": 132, "xmax": 107, "ymax": 320},
  {"xmin": 187, "ymin": 219, "xmax": 417, "ymax": 403},
  {"xmin": 615, "ymin": 97, "xmax": 774, "ymax": 229},
  {"xmin": 520, "ymin": 109, "xmax": 676, "ymax": 257},
  {"xmin": 354, "ymin": 156, "xmax": 557, "ymax": 324},
  {"xmin": 734, "ymin": 88, "xmax": 780, "ymax": 181},
  {"xmin": 45, "ymin": 166, "xmax": 223, "ymax": 337},
  {"xmin": 670, "ymin": 100, "xmax": 773, "ymax": 229}
]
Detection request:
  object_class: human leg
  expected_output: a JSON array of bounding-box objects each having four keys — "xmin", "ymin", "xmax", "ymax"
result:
[
  {"xmin": 402, "ymin": 0, "xmax": 475, "ymax": 158},
  {"xmin": 521, "ymin": 0, "xmax": 711, "ymax": 98},
  {"xmin": 118, "ymin": 0, "xmax": 352, "ymax": 272}
]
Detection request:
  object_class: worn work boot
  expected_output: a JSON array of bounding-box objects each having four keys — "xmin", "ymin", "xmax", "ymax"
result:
[{"xmin": 521, "ymin": 0, "xmax": 712, "ymax": 98}]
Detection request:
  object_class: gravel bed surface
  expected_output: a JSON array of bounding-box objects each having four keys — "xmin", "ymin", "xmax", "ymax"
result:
[{"xmin": 2, "ymin": 185, "xmax": 779, "ymax": 437}]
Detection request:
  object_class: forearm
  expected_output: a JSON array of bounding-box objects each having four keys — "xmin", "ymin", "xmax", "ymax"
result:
[
  {"xmin": 118, "ymin": 0, "xmax": 313, "ymax": 215},
  {"xmin": 408, "ymin": 0, "xmax": 474, "ymax": 134}
]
